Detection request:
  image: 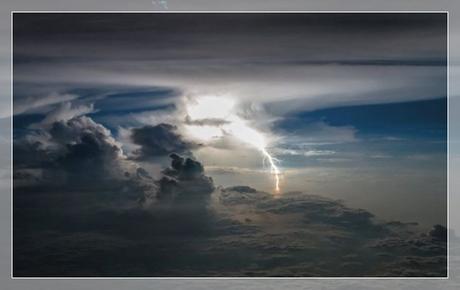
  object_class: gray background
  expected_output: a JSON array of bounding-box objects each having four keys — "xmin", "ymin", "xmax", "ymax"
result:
[{"xmin": 1, "ymin": 1, "xmax": 458, "ymax": 289}]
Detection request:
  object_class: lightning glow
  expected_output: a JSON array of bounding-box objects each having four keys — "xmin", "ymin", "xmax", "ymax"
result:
[
  {"xmin": 184, "ymin": 95, "xmax": 282, "ymax": 193},
  {"xmin": 262, "ymin": 148, "xmax": 281, "ymax": 192}
]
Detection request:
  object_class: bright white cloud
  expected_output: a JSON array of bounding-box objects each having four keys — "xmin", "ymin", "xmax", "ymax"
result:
[{"xmin": 181, "ymin": 94, "xmax": 281, "ymax": 192}]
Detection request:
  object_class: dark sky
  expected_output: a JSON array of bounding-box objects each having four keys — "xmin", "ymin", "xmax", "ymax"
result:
[{"xmin": 14, "ymin": 13, "xmax": 446, "ymax": 61}]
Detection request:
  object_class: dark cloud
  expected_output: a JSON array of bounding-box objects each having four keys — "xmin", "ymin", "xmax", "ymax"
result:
[
  {"xmin": 14, "ymin": 148, "xmax": 218, "ymax": 276},
  {"xmin": 51, "ymin": 117, "xmax": 123, "ymax": 180},
  {"xmin": 13, "ymin": 110, "xmax": 221, "ymax": 276},
  {"xmin": 14, "ymin": 13, "xmax": 446, "ymax": 62},
  {"xmin": 14, "ymin": 115, "xmax": 126, "ymax": 187},
  {"xmin": 223, "ymin": 185, "xmax": 257, "ymax": 194},
  {"xmin": 369, "ymin": 225, "xmax": 447, "ymax": 276},
  {"xmin": 13, "ymin": 110, "xmax": 211, "ymax": 204},
  {"xmin": 13, "ymin": 176, "xmax": 447, "ymax": 276},
  {"xmin": 12, "ymin": 111, "xmax": 447, "ymax": 277},
  {"xmin": 154, "ymin": 153, "xmax": 215, "ymax": 206},
  {"xmin": 184, "ymin": 116, "xmax": 230, "ymax": 127},
  {"xmin": 13, "ymin": 136, "xmax": 52, "ymax": 170},
  {"xmin": 131, "ymin": 123, "xmax": 198, "ymax": 160},
  {"xmin": 209, "ymin": 188, "xmax": 447, "ymax": 277},
  {"xmin": 429, "ymin": 224, "xmax": 448, "ymax": 242}
]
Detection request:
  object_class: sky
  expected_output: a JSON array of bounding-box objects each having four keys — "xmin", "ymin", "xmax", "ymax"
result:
[{"xmin": 11, "ymin": 13, "xmax": 448, "ymax": 277}]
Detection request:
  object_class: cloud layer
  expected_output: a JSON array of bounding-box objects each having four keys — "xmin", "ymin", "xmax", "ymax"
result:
[
  {"xmin": 13, "ymin": 110, "xmax": 446, "ymax": 277},
  {"xmin": 13, "ymin": 13, "xmax": 447, "ymax": 118}
]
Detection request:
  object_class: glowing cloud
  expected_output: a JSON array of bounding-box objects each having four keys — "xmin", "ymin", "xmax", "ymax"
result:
[
  {"xmin": 183, "ymin": 124, "xmax": 223, "ymax": 142},
  {"xmin": 184, "ymin": 95, "xmax": 281, "ymax": 193},
  {"xmin": 186, "ymin": 96, "xmax": 235, "ymax": 120}
]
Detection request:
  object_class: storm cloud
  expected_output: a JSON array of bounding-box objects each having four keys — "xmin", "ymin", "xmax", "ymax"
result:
[
  {"xmin": 14, "ymin": 181, "xmax": 447, "ymax": 277},
  {"xmin": 14, "ymin": 114, "xmax": 125, "ymax": 186},
  {"xmin": 130, "ymin": 123, "xmax": 198, "ymax": 159},
  {"xmin": 13, "ymin": 105, "xmax": 446, "ymax": 277}
]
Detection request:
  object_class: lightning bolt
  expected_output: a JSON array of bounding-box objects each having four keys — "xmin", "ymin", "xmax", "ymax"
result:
[
  {"xmin": 261, "ymin": 148, "xmax": 281, "ymax": 192},
  {"xmin": 184, "ymin": 95, "xmax": 282, "ymax": 193},
  {"xmin": 222, "ymin": 118, "xmax": 282, "ymax": 193}
]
